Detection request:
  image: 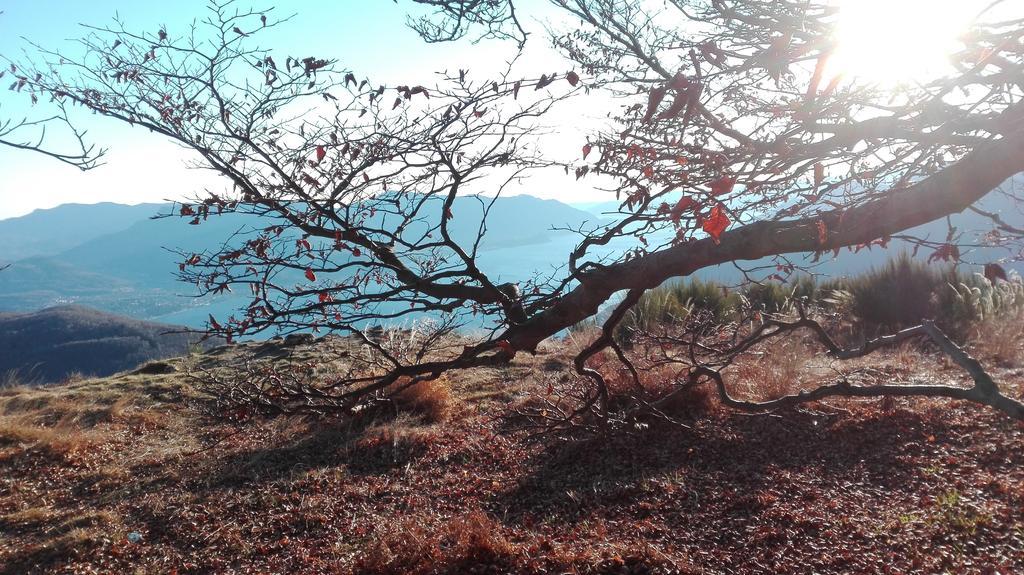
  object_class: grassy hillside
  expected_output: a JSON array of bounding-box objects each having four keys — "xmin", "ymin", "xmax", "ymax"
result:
[
  {"xmin": 0, "ymin": 334, "xmax": 1021, "ymax": 574},
  {"xmin": 0, "ymin": 306, "xmax": 217, "ymax": 383}
]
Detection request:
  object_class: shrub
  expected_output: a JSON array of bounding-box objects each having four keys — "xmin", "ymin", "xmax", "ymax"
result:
[
  {"xmin": 388, "ymin": 376, "xmax": 455, "ymax": 424},
  {"xmin": 841, "ymin": 254, "xmax": 957, "ymax": 332},
  {"xmin": 353, "ymin": 510, "xmax": 515, "ymax": 574},
  {"xmin": 741, "ymin": 275, "xmax": 817, "ymax": 313},
  {"xmin": 617, "ymin": 278, "xmax": 739, "ymax": 344},
  {"xmin": 728, "ymin": 335, "xmax": 812, "ymax": 401}
]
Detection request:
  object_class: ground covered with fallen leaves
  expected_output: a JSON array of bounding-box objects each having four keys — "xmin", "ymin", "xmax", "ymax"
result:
[{"xmin": 1, "ymin": 337, "xmax": 1022, "ymax": 574}]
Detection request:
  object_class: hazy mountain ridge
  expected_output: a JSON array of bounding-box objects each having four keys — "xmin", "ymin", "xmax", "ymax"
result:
[
  {"xmin": 0, "ymin": 203, "xmax": 164, "ymax": 261},
  {"xmin": 0, "ymin": 196, "xmax": 603, "ymax": 325},
  {"xmin": 1, "ymin": 185, "xmax": 1022, "ymax": 328}
]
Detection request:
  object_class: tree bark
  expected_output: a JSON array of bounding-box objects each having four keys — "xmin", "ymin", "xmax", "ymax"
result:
[{"xmin": 508, "ymin": 107, "xmax": 1024, "ymax": 351}]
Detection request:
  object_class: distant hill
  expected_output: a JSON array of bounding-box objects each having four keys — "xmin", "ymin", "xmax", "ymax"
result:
[
  {"xmin": 0, "ymin": 195, "xmax": 604, "ymax": 326},
  {"xmin": 0, "ymin": 305, "xmax": 217, "ymax": 383},
  {"xmin": 0, "ymin": 184, "xmax": 1021, "ymax": 329}
]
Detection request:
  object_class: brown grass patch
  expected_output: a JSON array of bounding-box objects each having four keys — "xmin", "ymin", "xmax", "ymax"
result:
[
  {"xmin": 729, "ymin": 335, "xmax": 812, "ymax": 401},
  {"xmin": 970, "ymin": 312, "xmax": 1024, "ymax": 367},
  {"xmin": 353, "ymin": 415, "xmax": 440, "ymax": 464},
  {"xmin": 353, "ymin": 510, "xmax": 516, "ymax": 574},
  {"xmin": 389, "ymin": 376, "xmax": 456, "ymax": 423},
  {"xmin": 0, "ymin": 415, "xmax": 104, "ymax": 456},
  {"xmin": 1, "ymin": 527, "xmax": 103, "ymax": 575},
  {"xmin": 0, "ymin": 506, "xmax": 58, "ymax": 533}
]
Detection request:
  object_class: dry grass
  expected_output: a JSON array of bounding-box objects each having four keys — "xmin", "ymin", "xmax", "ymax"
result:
[
  {"xmin": 970, "ymin": 312, "xmax": 1024, "ymax": 367},
  {"xmin": 353, "ymin": 510, "xmax": 515, "ymax": 574},
  {"xmin": 389, "ymin": 376, "xmax": 457, "ymax": 424},
  {"xmin": 728, "ymin": 335, "xmax": 813, "ymax": 401},
  {"xmin": 0, "ymin": 506, "xmax": 59, "ymax": 532},
  {"xmin": 0, "ymin": 414, "xmax": 104, "ymax": 456},
  {"xmin": 2, "ymin": 331, "xmax": 1024, "ymax": 574},
  {"xmin": 355, "ymin": 414, "xmax": 440, "ymax": 458},
  {"xmin": 0, "ymin": 371, "xmax": 188, "ymax": 462}
]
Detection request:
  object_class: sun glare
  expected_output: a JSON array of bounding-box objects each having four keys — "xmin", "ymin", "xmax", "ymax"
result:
[{"xmin": 831, "ymin": 0, "xmax": 981, "ymax": 85}]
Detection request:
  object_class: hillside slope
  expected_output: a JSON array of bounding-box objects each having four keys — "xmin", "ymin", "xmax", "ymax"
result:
[
  {"xmin": 0, "ymin": 335, "xmax": 1021, "ymax": 574},
  {"xmin": 0, "ymin": 305, "xmax": 215, "ymax": 383}
]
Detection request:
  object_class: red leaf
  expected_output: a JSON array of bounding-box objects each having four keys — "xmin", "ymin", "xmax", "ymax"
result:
[
  {"xmin": 928, "ymin": 243, "xmax": 960, "ymax": 263},
  {"xmin": 643, "ymin": 86, "xmax": 667, "ymax": 123},
  {"xmin": 816, "ymin": 220, "xmax": 828, "ymax": 245},
  {"xmin": 513, "ymin": 80, "xmax": 521, "ymax": 99},
  {"xmin": 180, "ymin": 204, "xmax": 195, "ymax": 216},
  {"xmin": 305, "ymin": 268, "xmax": 317, "ymax": 281},
  {"xmin": 208, "ymin": 314, "xmax": 222, "ymax": 330},
  {"xmin": 813, "ymin": 162, "xmax": 824, "ymax": 190},
  {"xmin": 582, "ymin": 143, "xmax": 592, "ymax": 160},
  {"xmin": 566, "ymin": 71, "xmax": 580, "ymax": 86},
  {"xmin": 315, "ymin": 145, "xmax": 326, "ymax": 163},
  {"xmin": 496, "ymin": 340, "xmax": 515, "ymax": 355},
  {"xmin": 702, "ymin": 203, "xmax": 730, "ymax": 243},
  {"xmin": 709, "ymin": 176, "xmax": 736, "ymax": 196},
  {"xmin": 669, "ymin": 196, "xmax": 699, "ymax": 225},
  {"xmin": 302, "ymin": 173, "xmax": 321, "ymax": 188},
  {"xmin": 984, "ymin": 263, "xmax": 1008, "ymax": 284}
]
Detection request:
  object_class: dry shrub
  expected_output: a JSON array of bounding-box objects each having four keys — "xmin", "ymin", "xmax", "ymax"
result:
[
  {"xmin": 61, "ymin": 371, "xmax": 88, "ymax": 385},
  {"xmin": 389, "ymin": 376, "xmax": 456, "ymax": 424},
  {"xmin": 639, "ymin": 364, "xmax": 717, "ymax": 419},
  {"xmin": 353, "ymin": 510, "xmax": 515, "ymax": 574},
  {"xmin": 348, "ymin": 414, "xmax": 440, "ymax": 471},
  {"xmin": 596, "ymin": 360, "xmax": 718, "ymax": 420},
  {"xmin": 970, "ymin": 312, "xmax": 1024, "ymax": 367},
  {"xmin": 729, "ymin": 335, "xmax": 811, "ymax": 401},
  {"xmin": 656, "ymin": 381, "xmax": 718, "ymax": 419}
]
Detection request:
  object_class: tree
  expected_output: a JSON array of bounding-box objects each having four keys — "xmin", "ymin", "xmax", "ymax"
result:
[
  {"xmin": 4, "ymin": 1, "xmax": 1024, "ymax": 428},
  {"xmin": 0, "ymin": 69, "xmax": 104, "ymax": 169}
]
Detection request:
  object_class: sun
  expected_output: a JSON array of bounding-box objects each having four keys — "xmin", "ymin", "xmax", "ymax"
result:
[{"xmin": 830, "ymin": 0, "xmax": 983, "ymax": 85}]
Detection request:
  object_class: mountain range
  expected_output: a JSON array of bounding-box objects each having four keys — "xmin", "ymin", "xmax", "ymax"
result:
[
  {"xmin": 0, "ymin": 186, "xmax": 1021, "ymax": 331},
  {"xmin": 0, "ymin": 195, "xmax": 604, "ymax": 327}
]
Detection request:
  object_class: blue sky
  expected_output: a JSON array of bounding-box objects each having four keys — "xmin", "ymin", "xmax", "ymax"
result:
[{"xmin": 0, "ymin": 0, "xmax": 590, "ymax": 219}]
